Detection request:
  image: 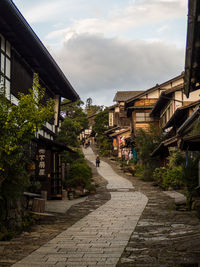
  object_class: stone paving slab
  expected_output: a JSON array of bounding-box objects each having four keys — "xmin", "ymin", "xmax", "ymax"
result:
[
  {"xmin": 163, "ymin": 190, "xmax": 186, "ymax": 204},
  {"xmin": 45, "ymin": 197, "xmax": 88, "ymax": 214},
  {"xmin": 12, "ymin": 147, "xmax": 148, "ymax": 267}
]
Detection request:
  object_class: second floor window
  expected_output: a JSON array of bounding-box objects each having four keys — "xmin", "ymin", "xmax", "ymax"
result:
[
  {"xmin": 0, "ymin": 34, "xmax": 11, "ymax": 98},
  {"xmin": 136, "ymin": 112, "xmax": 152, "ymax": 122}
]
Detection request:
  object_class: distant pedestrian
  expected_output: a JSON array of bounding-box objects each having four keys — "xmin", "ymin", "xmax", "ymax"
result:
[
  {"xmin": 85, "ymin": 139, "xmax": 88, "ymax": 148},
  {"xmin": 82, "ymin": 138, "xmax": 85, "ymax": 146},
  {"xmin": 96, "ymin": 155, "xmax": 100, "ymax": 167}
]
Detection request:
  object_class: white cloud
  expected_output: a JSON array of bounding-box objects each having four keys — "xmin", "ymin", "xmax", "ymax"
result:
[
  {"xmin": 53, "ymin": 34, "xmax": 184, "ymax": 106},
  {"xmin": 46, "ymin": 0, "xmax": 187, "ymax": 42},
  {"xmin": 13, "ymin": 0, "xmax": 186, "ymax": 106}
]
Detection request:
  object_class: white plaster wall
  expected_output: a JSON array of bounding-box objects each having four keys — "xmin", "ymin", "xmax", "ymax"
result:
[
  {"xmin": 172, "ymin": 78, "xmax": 184, "ymax": 87},
  {"xmin": 174, "ymin": 91, "xmax": 183, "ymax": 110},
  {"xmin": 183, "ymin": 89, "xmax": 200, "ymax": 101},
  {"xmin": 54, "ymin": 95, "xmax": 60, "ymax": 126},
  {"xmin": 161, "ymin": 84, "xmax": 172, "ymax": 90}
]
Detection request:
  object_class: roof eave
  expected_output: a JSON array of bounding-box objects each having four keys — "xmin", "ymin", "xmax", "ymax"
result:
[{"xmin": 0, "ymin": 0, "xmax": 79, "ymax": 101}]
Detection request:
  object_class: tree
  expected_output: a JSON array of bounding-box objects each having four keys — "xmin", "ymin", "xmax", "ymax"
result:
[
  {"xmin": 85, "ymin": 97, "xmax": 104, "ymax": 117},
  {"xmin": 86, "ymin": 105, "xmax": 104, "ymax": 117},
  {"xmin": 135, "ymin": 125, "xmax": 164, "ymax": 180},
  {"xmin": 0, "ymin": 74, "xmax": 54, "ymax": 198},
  {"xmin": 93, "ymin": 109, "xmax": 112, "ymax": 156},
  {"xmin": 86, "ymin": 97, "xmax": 92, "ymax": 108},
  {"xmin": 0, "ymin": 74, "xmax": 54, "ymax": 235},
  {"xmin": 57, "ymin": 99, "xmax": 88, "ymax": 147},
  {"xmin": 58, "ymin": 99, "xmax": 93, "ymax": 191},
  {"xmin": 93, "ymin": 108, "xmax": 109, "ymax": 135}
]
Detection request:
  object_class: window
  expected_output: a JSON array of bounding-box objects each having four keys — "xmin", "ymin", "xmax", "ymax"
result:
[
  {"xmin": 0, "ymin": 34, "xmax": 11, "ymax": 99},
  {"xmin": 136, "ymin": 112, "xmax": 152, "ymax": 122}
]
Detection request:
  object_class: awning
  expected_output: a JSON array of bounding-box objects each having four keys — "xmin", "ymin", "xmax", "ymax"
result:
[
  {"xmin": 151, "ymin": 136, "xmax": 178, "ymax": 157},
  {"xmin": 180, "ymin": 134, "xmax": 200, "ymax": 151},
  {"xmin": 34, "ymin": 135, "xmax": 74, "ymax": 152},
  {"xmin": 109, "ymin": 128, "xmax": 130, "ymax": 137}
]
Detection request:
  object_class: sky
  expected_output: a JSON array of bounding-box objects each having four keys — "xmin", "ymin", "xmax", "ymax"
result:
[{"xmin": 12, "ymin": 0, "xmax": 188, "ymax": 107}]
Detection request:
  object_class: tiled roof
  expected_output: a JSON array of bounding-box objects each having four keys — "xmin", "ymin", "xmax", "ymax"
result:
[{"xmin": 113, "ymin": 91, "xmax": 144, "ymax": 102}]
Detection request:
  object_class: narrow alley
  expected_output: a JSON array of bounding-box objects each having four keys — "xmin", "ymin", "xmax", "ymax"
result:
[
  {"xmin": 12, "ymin": 147, "xmax": 148, "ymax": 267},
  {"xmin": 3, "ymin": 146, "xmax": 199, "ymax": 267}
]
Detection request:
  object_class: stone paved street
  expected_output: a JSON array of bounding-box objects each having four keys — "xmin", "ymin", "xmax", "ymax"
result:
[
  {"xmin": 12, "ymin": 147, "xmax": 148, "ymax": 267},
  {"xmin": 1, "ymin": 146, "xmax": 200, "ymax": 267}
]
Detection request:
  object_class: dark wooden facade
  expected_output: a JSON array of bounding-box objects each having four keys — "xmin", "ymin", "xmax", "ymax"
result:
[{"xmin": 0, "ymin": 0, "xmax": 79, "ymax": 199}]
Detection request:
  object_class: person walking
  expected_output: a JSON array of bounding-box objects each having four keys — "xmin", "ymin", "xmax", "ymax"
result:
[{"xmin": 96, "ymin": 154, "xmax": 100, "ymax": 167}]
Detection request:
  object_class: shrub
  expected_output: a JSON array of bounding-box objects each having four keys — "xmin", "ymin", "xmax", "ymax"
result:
[
  {"xmin": 134, "ymin": 126, "xmax": 164, "ymax": 181},
  {"xmin": 69, "ymin": 162, "xmax": 92, "ymax": 180},
  {"xmin": 27, "ymin": 181, "xmax": 41, "ymax": 193},
  {"xmin": 85, "ymin": 183, "xmax": 96, "ymax": 192},
  {"xmin": 153, "ymin": 167, "xmax": 167, "ymax": 186},
  {"xmin": 63, "ymin": 161, "xmax": 92, "ymax": 189},
  {"xmin": 153, "ymin": 166, "xmax": 184, "ymax": 190},
  {"xmin": 162, "ymin": 167, "xmax": 184, "ymax": 190},
  {"xmin": 96, "ymin": 135, "xmax": 112, "ymax": 157},
  {"xmin": 64, "ymin": 177, "xmax": 88, "ymax": 188},
  {"xmin": 135, "ymin": 164, "xmax": 145, "ymax": 178}
]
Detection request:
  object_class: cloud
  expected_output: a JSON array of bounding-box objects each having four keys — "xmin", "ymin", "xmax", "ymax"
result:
[
  {"xmin": 46, "ymin": 0, "xmax": 187, "ymax": 42},
  {"xmin": 54, "ymin": 33, "xmax": 184, "ymax": 106}
]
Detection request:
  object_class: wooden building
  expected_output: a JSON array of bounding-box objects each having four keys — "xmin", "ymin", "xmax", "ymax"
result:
[
  {"xmin": 113, "ymin": 91, "xmax": 142, "ymax": 127},
  {"xmin": 150, "ymin": 0, "xmax": 200, "ymax": 161},
  {"xmin": 106, "ymin": 91, "xmax": 142, "ymax": 157},
  {"xmin": 0, "ymin": 0, "xmax": 79, "ymax": 199},
  {"xmin": 126, "ymin": 74, "xmax": 184, "ymax": 136},
  {"xmin": 150, "ymin": 75, "xmax": 200, "ymax": 162}
]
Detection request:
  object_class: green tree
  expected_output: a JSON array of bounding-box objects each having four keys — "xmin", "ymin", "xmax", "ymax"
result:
[
  {"xmin": 0, "ymin": 74, "xmax": 54, "ymax": 236},
  {"xmin": 0, "ymin": 74, "xmax": 54, "ymax": 199},
  {"xmin": 93, "ymin": 109, "xmax": 112, "ymax": 156},
  {"xmin": 57, "ymin": 99, "xmax": 88, "ymax": 147},
  {"xmin": 86, "ymin": 105, "xmax": 104, "ymax": 117},
  {"xmin": 135, "ymin": 125, "xmax": 164, "ymax": 180},
  {"xmin": 93, "ymin": 108, "xmax": 109, "ymax": 134},
  {"xmin": 85, "ymin": 97, "xmax": 103, "ymax": 117}
]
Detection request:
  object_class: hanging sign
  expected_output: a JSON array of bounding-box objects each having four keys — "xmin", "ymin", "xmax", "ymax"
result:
[{"xmin": 38, "ymin": 149, "xmax": 46, "ymax": 176}]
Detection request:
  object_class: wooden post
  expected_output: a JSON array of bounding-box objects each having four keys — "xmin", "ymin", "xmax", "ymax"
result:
[
  {"xmin": 62, "ymin": 190, "xmax": 67, "ymax": 200},
  {"xmin": 41, "ymin": 191, "xmax": 47, "ymax": 200},
  {"xmin": 32, "ymin": 198, "xmax": 45, "ymax": 213}
]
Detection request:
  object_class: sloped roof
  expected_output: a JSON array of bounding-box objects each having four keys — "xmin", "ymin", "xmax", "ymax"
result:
[
  {"xmin": 150, "ymin": 83, "xmax": 184, "ymax": 117},
  {"xmin": 108, "ymin": 104, "xmax": 117, "ymax": 110},
  {"xmin": 164, "ymin": 100, "xmax": 200, "ymax": 130},
  {"xmin": 113, "ymin": 91, "xmax": 144, "ymax": 102},
  {"xmin": 109, "ymin": 127, "xmax": 130, "ymax": 137},
  {"xmin": 126, "ymin": 73, "xmax": 184, "ymax": 106},
  {"xmin": 0, "ymin": 0, "xmax": 79, "ymax": 101}
]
